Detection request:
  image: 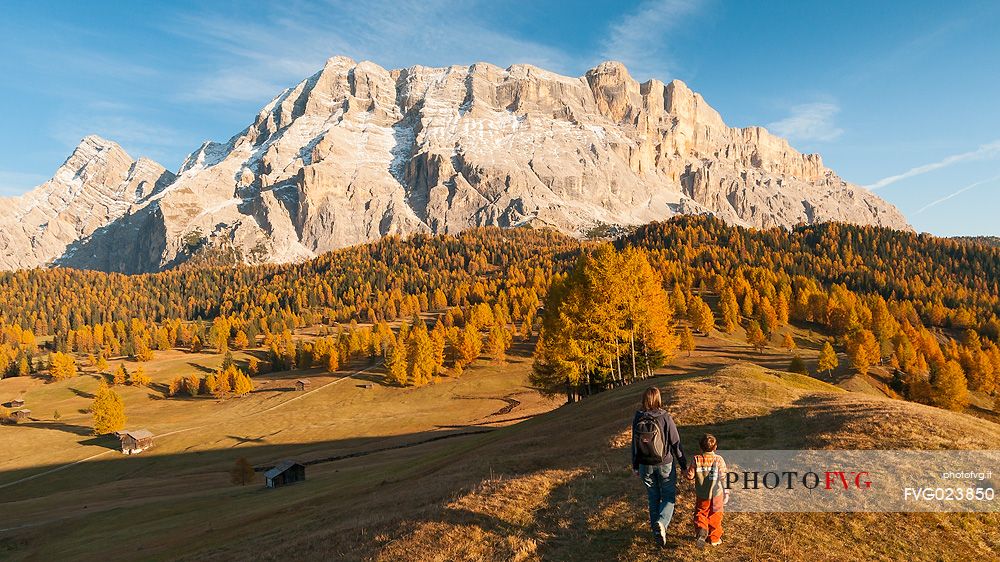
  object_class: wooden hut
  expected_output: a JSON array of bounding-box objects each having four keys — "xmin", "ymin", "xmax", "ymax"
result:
[
  {"xmin": 9, "ymin": 398, "xmax": 24, "ymax": 408},
  {"xmin": 116, "ymin": 429, "xmax": 154, "ymax": 455},
  {"xmin": 10, "ymin": 409, "xmax": 30, "ymax": 422},
  {"xmin": 265, "ymin": 460, "xmax": 306, "ymax": 488},
  {"xmin": 294, "ymin": 379, "xmax": 309, "ymax": 391}
]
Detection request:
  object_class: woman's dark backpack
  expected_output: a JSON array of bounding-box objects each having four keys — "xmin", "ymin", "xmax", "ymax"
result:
[{"xmin": 634, "ymin": 411, "xmax": 665, "ymax": 465}]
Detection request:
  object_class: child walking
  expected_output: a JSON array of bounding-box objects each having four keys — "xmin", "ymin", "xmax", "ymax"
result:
[{"xmin": 685, "ymin": 433, "xmax": 729, "ymax": 547}]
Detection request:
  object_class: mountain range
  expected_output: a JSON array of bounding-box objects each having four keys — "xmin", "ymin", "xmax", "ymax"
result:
[{"xmin": 0, "ymin": 56, "xmax": 908, "ymax": 273}]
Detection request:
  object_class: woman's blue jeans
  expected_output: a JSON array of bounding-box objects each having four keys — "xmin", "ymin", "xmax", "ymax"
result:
[{"xmin": 639, "ymin": 462, "xmax": 677, "ymax": 535}]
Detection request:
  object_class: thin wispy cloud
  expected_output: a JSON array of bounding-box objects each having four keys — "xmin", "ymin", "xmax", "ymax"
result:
[
  {"xmin": 171, "ymin": 0, "xmax": 575, "ymax": 105},
  {"xmin": 867, "ymin": 140, "xmax": 1000, "ymax": 190},
  {"xmin": 599, "ymin": 0, "xmax": 702, "ymax": 80},
  {"xmin": 186, "ymin": 73, "xmax": 295, "ymax": 105},
  {"xmin": 51, "ymin": 113, "xmax": 187, "ymax": 164},
  {"xmin": 0, "ymin": 171, "xmax": 48, "ymax": 197},
  {"xmin": 12, "ymin": 43, "xmax": 159, "ymax": 85},
  {"xmin": 912, "ymin": 173, "xmax": 1000, "ymax": 215},
  {"xmin": 767, "ymin": 103, "xmax": 844, "ymax": 143}
]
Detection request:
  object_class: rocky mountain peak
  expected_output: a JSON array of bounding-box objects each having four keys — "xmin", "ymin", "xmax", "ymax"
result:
[
  {"xmin": 57, "ymin": 135, "xmax": 133, "ymax": 187},
  {"xmin": 0, "ymin": 137, "xmax": 173, "ymax": 270},
  {"xmin": 1, "ymin": 57, "xmax": 909, "ymax": 273}
]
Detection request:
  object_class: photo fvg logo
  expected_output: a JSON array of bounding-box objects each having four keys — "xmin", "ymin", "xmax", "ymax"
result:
[
  {"xmin": 721, "ymin": 451, "xmax": 998, "ymax": 512},
  {"xmin": 725, "ymin": 470, "xmax": 873, "ymax": 491}
]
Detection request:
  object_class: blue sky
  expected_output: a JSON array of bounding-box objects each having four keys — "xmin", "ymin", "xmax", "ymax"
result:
[{"xmin": 1, "ymin": 0, "xmax": 998, "ymax": 236}]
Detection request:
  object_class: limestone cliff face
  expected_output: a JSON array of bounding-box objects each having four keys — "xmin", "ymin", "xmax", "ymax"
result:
[
  {"xmin": 0, "ymin": 58, "xmax": 908, "ymax": 272},
  {"xmin": 0, "ymin": 136, "xmax": 174, "ymax": 270}
]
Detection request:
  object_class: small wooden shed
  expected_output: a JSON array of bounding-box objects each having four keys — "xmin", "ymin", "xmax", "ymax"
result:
[
  {"xmin": 294, "ymin": 379, "xmax": 309, "ymax": 391},
  {"xmin": 265, "ymin": 460, "xmax": 306, "ymax": 488},
  {"xmin": 9, "ymin": 398, "xmax": 24, "ymax": 408},
  {"xmin": 10, "ymin": 409, "xmax": 30, "ymax": 422},
  {"xmin": 117, "ymin": 429, "xmax": 154, "ymax": 455}
]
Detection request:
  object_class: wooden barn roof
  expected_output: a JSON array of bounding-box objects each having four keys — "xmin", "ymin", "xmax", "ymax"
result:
[
  {"xmin": 264, "ymin": 460, "xmax": 304, "ymax": 479},
  {"xmin": 118, "ymin": 429, "xmax": 154, "ymax": 440}
]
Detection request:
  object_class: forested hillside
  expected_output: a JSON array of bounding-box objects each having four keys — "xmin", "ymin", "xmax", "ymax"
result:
[
  {"xmin": 2, "ymin": 217, "xmax": 999, "ymax": 415},
  {"xmin": 954, "ymin": 236, "xmax": 1000, "ymax": 249}
]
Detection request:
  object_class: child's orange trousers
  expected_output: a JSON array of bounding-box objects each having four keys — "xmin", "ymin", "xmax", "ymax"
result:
[{"xmin": 694, "ymin": 497, "xmax": 724, "ymax": 541}]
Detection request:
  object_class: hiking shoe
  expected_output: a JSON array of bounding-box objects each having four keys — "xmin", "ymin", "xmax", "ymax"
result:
[
  {"xmin": 709, "ymin": 538, "xmax": 723, "ymax": 547},
  {"xmin": 655, "ymin": 522, "xmax": 667, "ymax": 547},
  {"xmin": 696, "ymin": 528, "xmax": 708, "ymax": 548}
]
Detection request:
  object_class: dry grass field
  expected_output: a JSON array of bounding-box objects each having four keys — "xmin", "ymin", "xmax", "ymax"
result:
[
  {"xmin": 0, "ymin": 337, "xmax": 558, "ymax": 548},
  {"xmin": 1, "ymin": 325, "xmax": 997, "ymax": 561},
  {"xmin": 337, "ymin": 363, "xmax": 1000, "ymax": 562}
]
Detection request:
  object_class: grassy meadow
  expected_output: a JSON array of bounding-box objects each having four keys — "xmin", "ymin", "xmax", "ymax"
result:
[{"xmin": 1, "ymin": 321, "xmax": 997, "ymax": 561}]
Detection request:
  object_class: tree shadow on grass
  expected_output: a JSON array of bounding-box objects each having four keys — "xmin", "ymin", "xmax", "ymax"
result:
[
  {"xmin": 227, "ymin": 435, "xmax": 269, "ymax": 445},
  {"xmin": 69, "ymin": 387, "xmax": 95, "ymax": 399},
  {"xmin": 19, "ymin": 421, "xmax": 95, "ymax": 437},
  {"xmin": 77, "ymin": 434, "xmax": 121, "ymax": 450},
  {"xmin": 187, "ymin": 362, "xmax": 216, "ymax": 374},
  {"xmin": 968, "ymin": 402, "xmax": 1000, "ymax": 423},
  {"xmin": 149, "ymin": 382, "xmax": 170, "ymax": 397},
  {"xmin": 351, "ymin": 371, "xmax": 388, "ymax": 386},
  {"xmin": 256, "ymin": 386, "xmax": 298, "ymax": 393},
  {"xmin": 507, "ymin": 338, "xmax": 537, "ymax": 358}
]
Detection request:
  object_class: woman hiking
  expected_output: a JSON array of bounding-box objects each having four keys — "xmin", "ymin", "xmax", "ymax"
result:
[{"xmin": 631, "ymin": 386, "xmax": 687, "ymax": 548}]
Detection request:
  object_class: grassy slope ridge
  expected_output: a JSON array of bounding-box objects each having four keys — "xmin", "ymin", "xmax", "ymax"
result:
[
  {"xmin": 217, "ymin": 363, "xmax": 999, "ymax": 561},
  {"xmin": 1, "ymin": 355, "xmax": 997, "ymax": 560}
]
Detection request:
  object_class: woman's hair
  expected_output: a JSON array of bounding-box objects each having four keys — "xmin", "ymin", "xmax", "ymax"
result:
[
  {"xmin": 700, "ymin": 433, "xmax": 718, "ymax": 452},
  {"xmin": 641, "ymin": 387, "xmax": 662, "ymax": 411}
]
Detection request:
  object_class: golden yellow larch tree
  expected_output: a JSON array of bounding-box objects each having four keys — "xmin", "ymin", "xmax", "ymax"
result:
[
  {"xmin": 486, "ymin": 321, "xmax": 510, "ymax": 365},
  {"xmin": 456, "ymin": 323, "xmax": 483, "ymax": 372},
  {"xmin": 847, "ymin": 329, "xmax": 880, "ymax": 376},
  {"xmin": 680, "ymin": 326, "xmax": 695, "ymax": 357},
  {"xmin": 92, "ymin": 381, "xmax": 126, "ymax": 435},
  {"xmin": 430, "ymin": 318, "xmax": 447, "ymax": 369},
  {"xmin": 232, "ymin": 368, "xmax": 254, "ymax": 396},
  {"xmin": 385, "ymin": 335, "xmax": 409, "ymax": 386},
  {"xmin": 325, "ymin": 347, "xmax": 339, "ymax": 373},
  {"xmin": 112, "ymin": 363, "xmax": 128, "ymax": 385},
  {"xmin": 184, "ymin": 374, "xmax": 201, "ymax": 396},
  {"xmin": 783, "ymin": 333, "xmax": 796, "ymax": 351},
  {"xmin": 628, "ymin": 247, "xmax": 678, "ymax": 377},
  {"xmin": 930, "ymin": 360, "xmax": 969, "ymax": 411},
  {"xmin": 233, "ymin": 330, "xmax": 249, "ymax": 350},
  {"xmin": 745, "ymin": 320, "xmax": 767, "ymax": 352},
  {"xmin": 818, "ymin": 341, "xmax": 839, "ymax": 375},
  {"xmin": 130, "ymin": 365, "xmax": 151, "ymax": 386},
  {"xmin": 169, "ymin": 376, "xmax": 185, "ymax": 396},
  {"xmin": 406, "ymin": 321, "xmax": 436, "ymax": 386},
  {"xmin": 49, "ymin": 352, "xmax": 77, "ymax": 381},
  {"xmin": 211, "ymin": 316, "xmax": 230, "ymax": 354},
  {"xmin": 230, "ymin": 458, "xmax": 256, "ymax": 486},
  {"xmin": 719, "ymin": 286, "xmax": 740, "ymax": 333},
  {"xmin": 688, "ymin": 296, "xmax": 714, "ymax": 335},
  {"xmin": 757, "ymin": 297, "xmax": 778, "ymax": 337}
]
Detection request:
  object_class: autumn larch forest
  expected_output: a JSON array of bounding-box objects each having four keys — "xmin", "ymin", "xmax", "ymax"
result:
[{"xmin": 2, "ymin": 216, "xmax": 998, "ymax": 426}]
